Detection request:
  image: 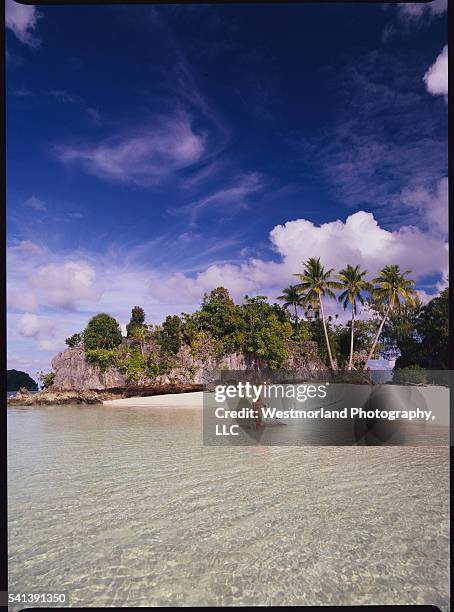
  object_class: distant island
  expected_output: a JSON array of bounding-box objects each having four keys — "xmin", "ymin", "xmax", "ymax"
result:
[
  {"xmin": 7, "ymin": 369, "xmax": 38, "ymax": 392},
  {"xmin": 8, "ymin": 258, "xmax": 448, "ymax": 405}
]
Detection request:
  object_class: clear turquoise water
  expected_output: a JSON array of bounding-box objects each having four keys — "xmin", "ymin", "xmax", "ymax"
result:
[{"xmin": 8, "ymin": 404, "xmax": 450, "ymax": 608}]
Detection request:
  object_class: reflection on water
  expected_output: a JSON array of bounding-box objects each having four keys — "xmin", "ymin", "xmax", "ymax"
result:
[{"xmin": 8, "ymin": 404, "xmax": 450, "ymax": 609}]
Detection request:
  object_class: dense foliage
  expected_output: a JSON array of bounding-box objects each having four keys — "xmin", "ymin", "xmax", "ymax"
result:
[
  {"xmin": 126, "ymin": 306, "xmax": 146, "ymax": 338},
  {"xmin": 83, "ymin": 313, "xmax": 123, "ymax": 351},
  {"xmin": 7, "ymin": 369, "xmax": 38, "ymax": 391},
  {"xmin": 380, "ymin": 287, "xmax": 448, "ymax": 371},
  {"xmin": 60, "ymin": 258, "xmax": 447, "ymax": 383},
  {"xmin": 65, "ymin": 332, "xmax": 83, "ymax": 347}
]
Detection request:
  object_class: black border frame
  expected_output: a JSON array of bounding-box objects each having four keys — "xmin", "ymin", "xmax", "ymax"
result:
[{"xmin": 2, "ymin": 1, "xmax": 452, "ymax": 610}]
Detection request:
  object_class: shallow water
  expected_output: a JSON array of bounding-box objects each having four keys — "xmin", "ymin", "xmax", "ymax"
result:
[{"xmin": 8, "ymin": 404, "xmax": 450, "ymax": 608}]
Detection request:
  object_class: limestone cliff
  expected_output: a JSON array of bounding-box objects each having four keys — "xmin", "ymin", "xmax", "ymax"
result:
[
  {"xmin": 51, "ymin": 342, "xmax": 327, "ymax": 391},
  {"xmin": 52, "ymin": 347, "xmax": 128, "ymax": 390}
]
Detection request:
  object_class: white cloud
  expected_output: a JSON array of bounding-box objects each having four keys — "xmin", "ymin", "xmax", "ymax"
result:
[
  {"xmin": 7, "ymin": 288, "xmax": 38, "ymax": 312},
  {"xmin": 149, "ymin": 211, "xmax": 448, "ymax": 304},
  {"xmin": 424, "ymin": 46, "xmax": 448, "ymax": 101},
  {"xmin": 7, "ymin": 211, "xmax": 448, "ymax": 372},
  {"xmin": 23, "ymin": 195, "xmax": 47, "ymax": 212},
  {"xmin": 31, "ymin": 261, "xmax": 101, "ymax": 310},
  {"xmin": 17, "ymin": 312, "xmax": 47, "ymax": 338},
  {"xmin": 57, "ymin": 111, "xmax": 208, "ymax": 186},
  {"xmin": 5, "ymin": 0, "xmax": 41, "ymax": 47},
  {"xmin": 401, "ymin": 176, "xmax": 448, "ymax": 236},
  {"xmin": 17, "ymin": 313, "xmax": 60, "ymax": 351}
]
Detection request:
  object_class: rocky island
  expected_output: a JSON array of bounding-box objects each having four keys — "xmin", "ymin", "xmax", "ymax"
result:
[{"xmin": 8, "ymin": 265, "xmax": 447, "ymax": 406}]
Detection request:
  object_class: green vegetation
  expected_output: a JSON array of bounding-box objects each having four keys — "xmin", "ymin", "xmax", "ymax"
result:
[
  {"xmin": 365, "ymin": 265, "xmax": 417, "ymax": 365},
  {"xmin": 85, "ymin": 348, "xmax": 119, "ymax": 371},
  {"xmin": 126, "ymin": 306, "xmax": 146, "ymax": 337},
  {"xmin": 380, "ymin": 287, "xmax": 448, "ymax": 372},
  {"xmin": 336, "ymin": 265, "xmax": 371, "ymax": 371},
  {"xmin": 7, "ymin": 369, "xmax": 38, "ymax": 392},
  {"xmin": 65, "ymin": 332, "xmax": 83, "ymax": 347},
  {"xmin": 159, "ymin": 315, "xmax": 182, "ymax": 355},
  {"xmin": 38, "ymin": 371, "xmax": 55, "ymax": 389},
  {"xmin": 84, "ymin": 313, "xmax": 122, "ymax": 351},
  {"xmin": 119, "ymin": 347, "xmax": 145, "ymax": 383},
  {"xmin": 277, "ymin": 285, "xmax": 303, "ymax": 326},
  {"xmin": 393, "ymin": 365, "xmax": 427, "ymax": 385},
  {"xmin": 65, "ymin": 259, "xmax": 446, "ymax": 382},
  {"xmin": 294, "ymin": 257, "xmax": 339, "ymax": 370}
]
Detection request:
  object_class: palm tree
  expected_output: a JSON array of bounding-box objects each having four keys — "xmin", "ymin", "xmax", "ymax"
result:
[
  {"xmin": 365, "ymin": 265, "xmax": 417, "ymax": 368},
  {"xmin": 294, "ymin": 257, "xmax": 338, "ymax": 370},
  {"xmin": 336, "ymin": 265, "xmax": 371, "ymax": 370},
  {"xmin": 277, "ymin": 285, "xmax": 303, "ymax": 326}
]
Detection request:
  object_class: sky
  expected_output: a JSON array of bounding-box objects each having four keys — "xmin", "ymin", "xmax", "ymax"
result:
[{"xmin": 6, "ymin": 0, "xmax": 448, "ymax": 377}]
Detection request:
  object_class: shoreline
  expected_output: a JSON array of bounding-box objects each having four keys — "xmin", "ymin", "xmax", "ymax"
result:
[
  {"xmin": 102, "ymin": 391, "xmax": 204, "ymax": 408},
  {"xmin": 6, "ymin": 384, "xmax": 204, "ymax": 407}
]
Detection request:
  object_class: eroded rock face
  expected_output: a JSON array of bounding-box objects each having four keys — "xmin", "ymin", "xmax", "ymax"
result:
[
  {"xmin": 49, "ymin": 342, "xmax": 327, "ymax": 391},
  {"xmin": 51, "ymin": 347, "xmax": 128, "ymax": 391},
  {"xmin": 154, "ymin": 346, "xmax": 271, "ymax": 385}
]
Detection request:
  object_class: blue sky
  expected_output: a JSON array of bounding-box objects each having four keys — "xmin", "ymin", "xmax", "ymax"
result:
[{"xmin": 6, "ymin": 0, "xmax": 448, "ymax": 376}]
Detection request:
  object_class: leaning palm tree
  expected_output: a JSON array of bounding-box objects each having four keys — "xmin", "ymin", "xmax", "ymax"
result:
[
  {"xmin": 294, "ymin": 257, "xmax": 338, "ymax": 370},
  {"xmin": 277, "ymin": 285, "xmax": 303, "ymax": 326},
  {"xmin": 336, "ymin": 265, "xmax": 371, "ymax": 370},
  {"xmin": 365, "ymin": 264, "xmax": 417, "ymax": 368}
]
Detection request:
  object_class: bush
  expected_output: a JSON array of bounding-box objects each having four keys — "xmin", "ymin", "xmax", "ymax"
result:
[
  {"xmin": 159, "ymin": 315, "xmax": 182, "ymax": 355},
  {"xmin": 122, "ymin": 350, "xmax": 145, "ymax": 382},
  {"xmin": 146, "ymin": 354, "xmax": 175, "ymax": 379},
  {"xmin": 38, "ymin": 371, "xmax": 55, "ymax": 389},
  {"xmin": 83, "ymin": 313, "xmax": 122, "ymax": 351},
  {"xmin": 393, "ymin": 365, "xmax": 427, "ymax": 385},
  {"xmin": 65, "ymin": 332, "xmax": 83, "ymax": 347},
  {"xmin": 85, "ymin": 348, "xmax": 118, "ymax": 371}
]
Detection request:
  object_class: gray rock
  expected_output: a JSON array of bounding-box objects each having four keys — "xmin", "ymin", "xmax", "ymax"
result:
[
  {"xmin": 51, "ymin": 347, "xmax": 128, "ymax": 391},
  {"xmin": 48, "ymin": 341, "xmax": 328, "ymax": 392}
]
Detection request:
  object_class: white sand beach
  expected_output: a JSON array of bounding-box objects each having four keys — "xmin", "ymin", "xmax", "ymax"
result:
[
  {"xmin": 103, "ymin": 391, "xmax": 204, "ymax": 408},
  {"xmin": 102, "ymin": 385, "xmax": 449, "ymax": 426}
]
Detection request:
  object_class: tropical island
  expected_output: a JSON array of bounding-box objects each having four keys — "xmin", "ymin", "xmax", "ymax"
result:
[{"xmin": 9, "ymin": 258, "xmax": 448, "ymax": 406}]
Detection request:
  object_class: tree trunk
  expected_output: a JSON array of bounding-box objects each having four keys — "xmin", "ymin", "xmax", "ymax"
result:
[
  {"xmin": 348, "ymin": 305, "xmax": 355, "ymax": 371},
  {"xmin": 319, "ymin": 296, "xmax": 335, "ymax": 370},
  {"xmin": 294, "ymin": 303, "xmax": 299, "ymax": 326},
  {"xmin": 365, "ymin": 303, "xmax": 391, "ymax": 369}
]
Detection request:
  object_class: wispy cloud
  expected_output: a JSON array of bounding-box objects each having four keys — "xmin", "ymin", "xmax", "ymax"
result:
[
  {"xmin": 400, "ymin": 176, "xmax": 448, "ymax": 237},
  {"xmin": 57, "ymin": 110, "xmax": 209, "ymax": 186},
  {"xmin": 49, "ymin": 90, "xmax": 75, "ymax": 103},
  {"xmin": 53, "ymin": 11, "xmax": 230, "ymax": 189},
  {"xmin": 301, "ymin": 51, "xmax": 447, "ymax": 229},
  {"xmin": 23, "ymin": 195, "xmax": 47, "ymax": 212},
  {"xmin": 5, "ymin": 0, "xmax": 42, "ymax": 47},
  {"xmin": 149, "ymin": 210, "xmax": 448, "ymax": 305},
  {"xmin": 382, "ymin": 0, "xmax": 447, "ymax": 41},
  {"xmin": 170, "ymin": 172, "xmax": 266, "ymax": 225},
  {"xmin": 397, "ymin": 0, "xmax": 447, "ymax": 22}
]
